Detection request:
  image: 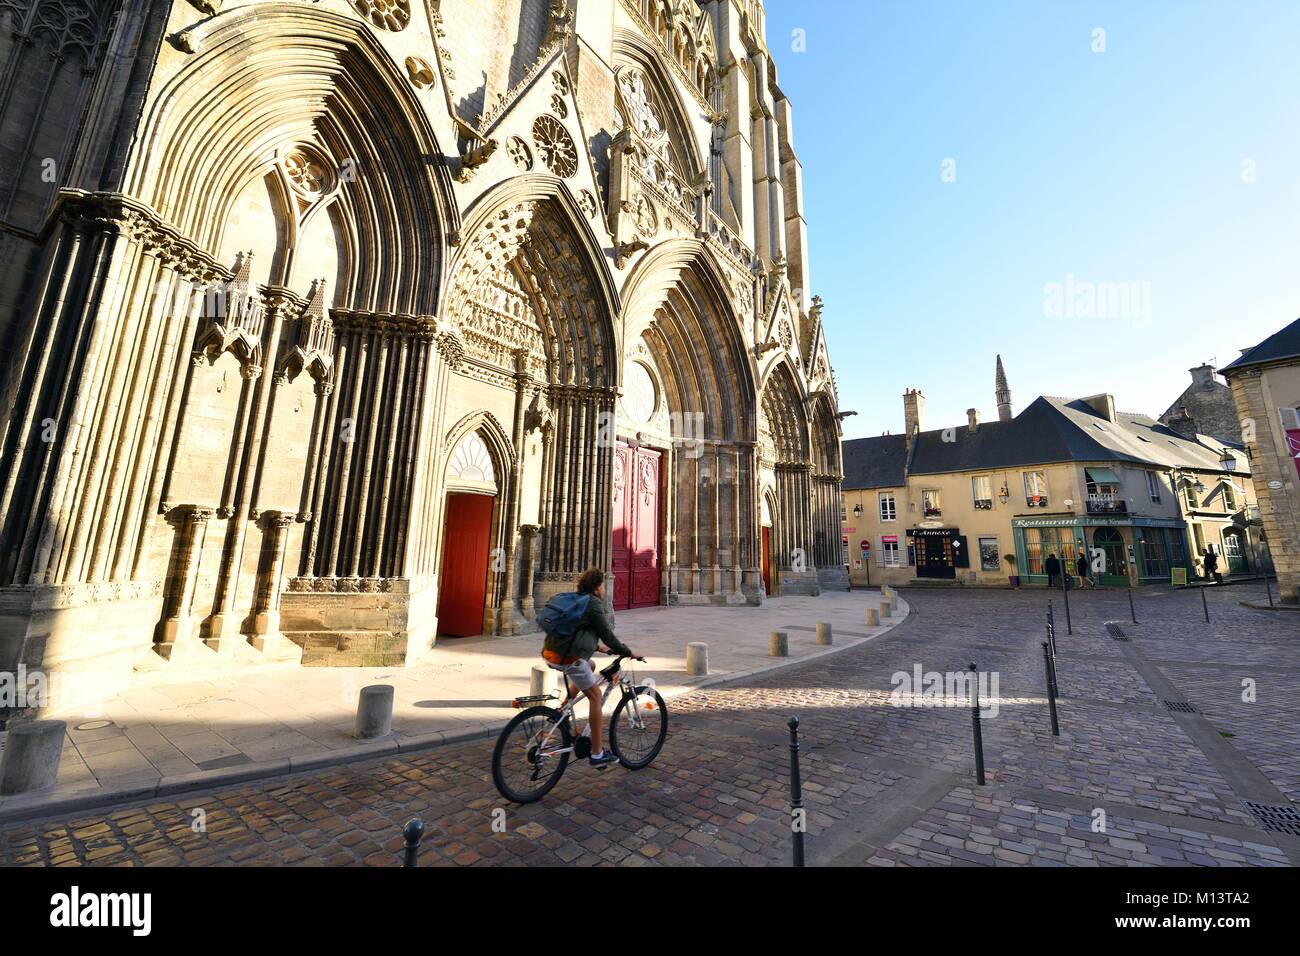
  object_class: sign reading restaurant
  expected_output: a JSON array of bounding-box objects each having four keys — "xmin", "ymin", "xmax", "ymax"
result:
[{"xmin": 1011, "ymin": 516, "xmax": 1183, "ymax": 529}]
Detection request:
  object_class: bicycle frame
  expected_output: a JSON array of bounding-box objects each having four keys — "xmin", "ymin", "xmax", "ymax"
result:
[{"xmin": 531, "ymin": 661, "xmax": 648, "ymax": 759}]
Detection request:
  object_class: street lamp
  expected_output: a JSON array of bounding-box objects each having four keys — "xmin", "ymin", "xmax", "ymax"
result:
[
  {"xmin": 853, "ymin": 503, "xmax": 862, "ymax": 519},
  {"xmin": 1219, "ymin": 449, "xmax": 1237, "ymax": 472}
]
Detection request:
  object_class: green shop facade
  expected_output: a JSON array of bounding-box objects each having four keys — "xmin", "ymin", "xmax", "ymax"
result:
[{"xmin": 1012, "ymin": 514, "xmax": 1191, "ymax": 587}]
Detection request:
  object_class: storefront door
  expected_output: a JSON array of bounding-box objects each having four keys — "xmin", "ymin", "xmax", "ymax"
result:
[{"xmin": 915, "ymin": 534, "xmax": 956, "ymax": 579}]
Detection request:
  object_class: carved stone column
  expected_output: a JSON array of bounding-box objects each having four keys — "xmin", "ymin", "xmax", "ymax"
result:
[
  {"xmin": 155, "ymin": 505, "xmax": 217, "ymax": 663},
  {"xmin": 519, "ymin": 524, "xmax": 540, "ymax": 620},
  {"xmin": 250, "ymin": 510, "xmax": 303, "ymax": 662}
]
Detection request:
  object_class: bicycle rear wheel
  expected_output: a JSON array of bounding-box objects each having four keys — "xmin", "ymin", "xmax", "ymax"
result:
[
  {"xmin": 492, "ymin": 706, "xmax": 571, "ymax": 803},
  {"xmin": 609, "ymin": 686, "xmax": 667, "ymax": 770}
]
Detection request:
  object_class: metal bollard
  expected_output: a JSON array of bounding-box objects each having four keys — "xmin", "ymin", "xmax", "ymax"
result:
[
  {"xmin": 1128, "ymin": 587, "xmax": 1138, "ymax": 623},
  {"xmin": 969, "ymin": 662, "xmax": 986, "ymax": 786},
  {"xmin": 403, "ymin": 818, "xmax": 425, "ymax": 867},
  {"xmin": 1042, "ymin": 642, "xmax": 1060, "ymax": 737},
  {"xmin": 1201, "ymin": 585, "xmax": 1210, "ymax": 623},
  {"xmin": 1060, "ymin": 572, "xmax": 1073, "ymax": 635},
  {"xmin": 788, "ymin": 715, "xmax": 805, "ymax": 868}
]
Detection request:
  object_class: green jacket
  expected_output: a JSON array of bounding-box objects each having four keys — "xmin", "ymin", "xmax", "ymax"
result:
[{"xmin": 543, "ymin": 597, "xmax": 633, "ymax": 661}]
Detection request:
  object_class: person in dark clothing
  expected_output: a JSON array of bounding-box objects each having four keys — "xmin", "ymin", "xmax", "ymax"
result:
[
  {"xmin": 1203, "ymin": 548, "xmax": 1223, "ymax": 585},
  {"xmin": 1044, "ymin": 553, "xmax": 1061, "ymax": 588},
  {"xmin": 1076, "ymin": 549, "xmax": 1096, "ymax": 589}
]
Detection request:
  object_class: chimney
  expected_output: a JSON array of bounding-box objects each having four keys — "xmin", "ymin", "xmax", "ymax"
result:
[
  {"xmin": 967, "ymin": 408, "xmax": 980, "ymax": 433},
  {"xmin": 995, "ymin": 355, "xmax": 1013, "ymax": 422},
  {"xmin": 1190, "ymin": 363, "xmax": 1217, "ymax": 388},
  {"xmin": 1080, "ymin": 393, "xmax": 1117, "ymax": 423},
  {"xmin": 903, "ymin": 388, "xmax": 925, "ymax": 452},
  {"xmin": 1166, "ymin": 406, "xmax": 1199, "ymax": 440}
]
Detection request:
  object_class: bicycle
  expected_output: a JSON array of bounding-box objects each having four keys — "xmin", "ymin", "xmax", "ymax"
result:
[{"xmin": 491, "ymin": 655, "xmax": 667, "ymax": 804}]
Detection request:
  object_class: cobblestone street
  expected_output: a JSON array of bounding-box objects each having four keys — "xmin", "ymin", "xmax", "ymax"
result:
[{"xmin": 3, "ymin": 584, "xmax": 1298, "ymax": 867}]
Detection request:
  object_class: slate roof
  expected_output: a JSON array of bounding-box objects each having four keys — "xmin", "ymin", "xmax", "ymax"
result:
[
  {"xmin": 1221, "ymin": 316, "xmax": 1300, "ymax": 373},
  {"xmin": 842, "ymin": 433, "xmax": 907, "ymax": 489},
  {"xmin": 842, "ymin": 395, "xmax": 1243, "ymax": 488}
]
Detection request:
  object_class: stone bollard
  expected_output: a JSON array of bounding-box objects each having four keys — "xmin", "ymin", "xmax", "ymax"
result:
[
  {"xmin": 686, "ymin": 642, "xmax": 709, "ymax": 676},
  {"xmin": 0, "ymin": 719, "xmax": 66, "ymax": 795},
  {"xmin": 815, "ymin": 622, "xmax": 833, "ymax": 646},
  {"xmin": 355, "ymin": 684, "xmax": 395, "ymax": 739},
  {"xmin": 530, "ymin": 664, "xmax": 557, "ymax": 698},
  {"xmin": 880, "ymin": 601, "xmax": 892, "ymax": 619},
  {"xmin": 769, "ymin": 631, "xmax": 789, "ymax": 657},
  {"xmin": 866, "ymin": 608, "xmax": 879, "ymax": 627}
]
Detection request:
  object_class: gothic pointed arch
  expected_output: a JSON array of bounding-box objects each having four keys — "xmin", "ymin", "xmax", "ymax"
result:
[
  {"xmin": 442, "ymin": 176, "xmax": 620, "ymax": 386},
  {"xmin": 127, "ymin": 4, "xmax": 457, "ymax": 315},
  {"xmin": 621, "ymin": 239, "xmax": 756, "ymax": 442},
  {"xmin": 612, "ymin": 31, "xmax": 706, "ymax": 182}
]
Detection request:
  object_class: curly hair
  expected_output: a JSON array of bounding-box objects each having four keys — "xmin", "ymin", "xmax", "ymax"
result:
[{"xmin": 577, "ymin": 567, "xmax": 605, "ymax": 594}]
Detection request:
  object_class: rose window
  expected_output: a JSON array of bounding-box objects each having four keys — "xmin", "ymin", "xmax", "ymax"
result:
[
  {"xmin": 531, "ymin": 114, "xmax": 578, "ymax": 178},
  {"xmin": 349, "ymin": 0, "xmax": 410, "ymax": 32}
]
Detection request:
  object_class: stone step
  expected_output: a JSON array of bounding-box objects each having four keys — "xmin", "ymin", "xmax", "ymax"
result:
[{"xmin": 282, "ymin": 630, "xmax": 407, "ymax": 668}]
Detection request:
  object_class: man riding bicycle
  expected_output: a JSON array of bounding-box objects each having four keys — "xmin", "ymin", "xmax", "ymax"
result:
[{"xmin": 541, "ymin": 568, "xmax": 642, "ymax": 767}]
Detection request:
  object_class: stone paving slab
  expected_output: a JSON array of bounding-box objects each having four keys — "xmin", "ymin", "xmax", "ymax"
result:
[{"xmin": 0, "ymin": 590, "xmax": 908, "ymax": 822}]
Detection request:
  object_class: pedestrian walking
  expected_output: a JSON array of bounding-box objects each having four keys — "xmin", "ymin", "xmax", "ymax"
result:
[
  {"xmin": 1203, "ymin": 547, "xmax": 1223, "ymax": 585},
  {"xmin": 1076, "ymin": 548, "xmax": 1096, "ymax": 589},
  {"xmin": 1045, "ymin": 552, "xmax": 1061, "ymax": 589}
]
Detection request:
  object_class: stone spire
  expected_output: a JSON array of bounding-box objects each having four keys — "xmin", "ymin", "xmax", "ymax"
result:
[{"xmin": 995, "ymin": 354, "xmax": 1013, "ymax": 422}]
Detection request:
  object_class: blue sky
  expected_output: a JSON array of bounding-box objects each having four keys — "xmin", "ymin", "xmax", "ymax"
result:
[{"xmin": 764, "ymin": 0, "xmax": 1300, "ymax": 439}]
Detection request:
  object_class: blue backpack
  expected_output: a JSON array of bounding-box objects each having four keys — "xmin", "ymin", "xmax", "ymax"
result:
[{"xmin": 537, "ymin": 592, "xmax": 591, "ymax": 652}]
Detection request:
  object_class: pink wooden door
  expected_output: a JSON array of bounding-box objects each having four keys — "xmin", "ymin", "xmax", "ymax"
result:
[
  {"xmin": 629, "ymin": 447, "xmax": 660, "ymax": 608},
  {"xmin": 611, "ymin": 443, "xmax": 633, "ymax": 610}
]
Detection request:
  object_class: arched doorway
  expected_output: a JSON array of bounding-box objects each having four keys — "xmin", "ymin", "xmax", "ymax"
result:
[
  {"xmin": 436, "ymin": 431, "xmax": 499, "ymax": 637},
  {"xmin": 1092, "ymin": 526, "xmax": 1128, "ymax": 586},
  {"xmin": 1221, "ymin": 528, "xmax": 1248, "ymax": 574}
]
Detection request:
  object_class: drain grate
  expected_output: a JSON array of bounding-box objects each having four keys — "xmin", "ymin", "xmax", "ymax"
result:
[
  {"xmin": 1243, "ymin": 801, "xmax": 1300, "ymax": 836},
  {"xmin": 1105, "ymin": 622, "xmax": 1129, "ymax": 641},
  {"xmin": 1162, "ymin": 699, "xmax": 1198, "ymax": 713}
]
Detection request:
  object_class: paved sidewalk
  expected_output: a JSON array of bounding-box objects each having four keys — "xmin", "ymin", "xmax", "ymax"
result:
[{"xmin": 0, "ymin": 589, "xmax": 907, "ymax": 822}]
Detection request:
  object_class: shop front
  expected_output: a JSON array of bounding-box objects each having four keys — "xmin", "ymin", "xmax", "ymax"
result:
[
  {"xmin": 908, "ymin": 527, "xmax": 968, "ymax": 580},
  {"xmin": 1013, "ymin": 516, "xmax": 1191, "ymax": 586}
]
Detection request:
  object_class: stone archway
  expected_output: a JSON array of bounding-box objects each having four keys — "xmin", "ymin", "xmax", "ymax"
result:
[
  {"xmin": 621, "ymin": 241, "xmax": 760, "ymax": 605},
  {"xmin": 425, "ymin": 181, "xmax": 621, "ymax": 631}
]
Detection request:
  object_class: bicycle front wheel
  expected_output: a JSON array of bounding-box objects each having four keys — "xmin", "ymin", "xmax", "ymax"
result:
[
  {"xmin": 609, "ymin": 686, "xmax": 667, "ymax": 770},
  {"xmin": 492, "ymin": 706, "xmax": 571, "ymax": 804}
]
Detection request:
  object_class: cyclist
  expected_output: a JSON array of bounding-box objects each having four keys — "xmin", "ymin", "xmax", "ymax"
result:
[{"xmin": 541, "ymin": 568, "xmax": 642, "ymax": 767}]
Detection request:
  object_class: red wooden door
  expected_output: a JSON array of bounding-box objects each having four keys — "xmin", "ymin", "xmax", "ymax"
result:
[
  {"xmin": 437, "ymin": 492, "xmax": 493, "ymax": 636},
  {"xmin": 612, "ymin": 442, "xmax": 659, "ymax": 610},
  {"xmin": 761, "ymin": 526, "xmax": 772, "ymax": 595}
]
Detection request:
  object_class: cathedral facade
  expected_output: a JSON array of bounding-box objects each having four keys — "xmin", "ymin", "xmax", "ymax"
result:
[{"xmin": 0, "ymin": 0, "xmax": 845, "ymax": 702}]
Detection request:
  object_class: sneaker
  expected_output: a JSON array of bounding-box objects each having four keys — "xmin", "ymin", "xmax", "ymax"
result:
[{"xmin": 589, "ymin": 751, "xmax": 620, "ymax": 768}]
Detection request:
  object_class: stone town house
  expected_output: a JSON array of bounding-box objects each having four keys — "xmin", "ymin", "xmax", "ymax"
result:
[{"xmin": 0, "ymin": 0, "xmax": 846, "ymax": 702}]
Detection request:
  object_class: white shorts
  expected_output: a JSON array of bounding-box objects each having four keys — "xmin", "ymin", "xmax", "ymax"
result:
[{"xmin": 549, "ymin": 658, "xmax": 598, "ymax": 691}]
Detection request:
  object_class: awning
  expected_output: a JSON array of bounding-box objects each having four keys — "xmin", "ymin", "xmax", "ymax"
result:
[{"xmin": 1086, "ymin": 467, "xmax": 1120, "ymax": 484}]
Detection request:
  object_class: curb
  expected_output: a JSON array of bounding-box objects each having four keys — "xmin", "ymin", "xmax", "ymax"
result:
[{"xmin": 0, "ymin": 598, "xmax": 911, "ymax": 826}]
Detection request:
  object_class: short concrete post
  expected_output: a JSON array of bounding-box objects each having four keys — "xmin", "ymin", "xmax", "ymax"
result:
[
  {"xmin": 880, "ymin": 601, "xmax": 892, "ymax": 619},
  {"xmin": 530, "ymin": 664, "xmax": 557, "ymax": 697},
  {"xmin": 686, "ymin": 642, "xmax": 709, "ymax": 676},
  {"xmin": 355, "ymin": 684, "xmax": 395, "ymax": 739},
  {"xmin": 815, "ymin": 622, "xmax": 833, "ymax": 646},
  {"xmin": 769, "ymin": 631, "xmax": 789, "ymax": 657},
  {"xmin": 866, "ymin": 607, "xmax": 879, "ymax": 626},
  {"xmin": 889, "ymin": 592, "xmax": 899, "ymax": 610},
  {"xmin": 0, "ymin": 719, "xmax": 66, "ymax": 795}
]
